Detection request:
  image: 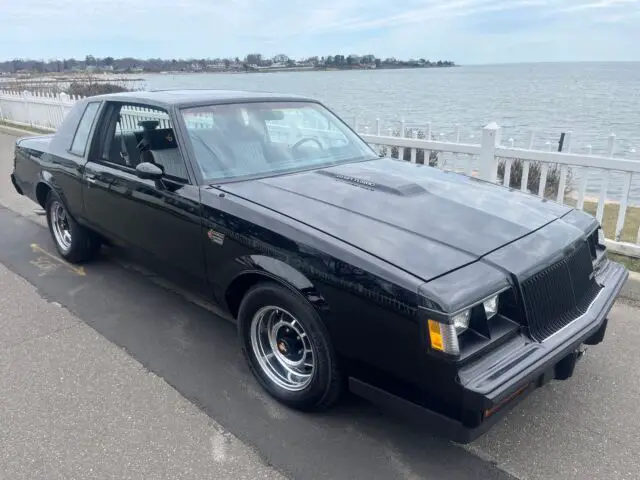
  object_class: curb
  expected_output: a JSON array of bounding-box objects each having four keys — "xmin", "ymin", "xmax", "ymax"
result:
[
  {"xmin": 0, "ymin": 123, "xmax": 41, "ymax": 137},
  {"xmin": 620, "ymin": 271, "xmax": 640, "ymax": 303},
  {"xmin": 1, "ymin": 122, "xmax": 640, "ymax": 303}
]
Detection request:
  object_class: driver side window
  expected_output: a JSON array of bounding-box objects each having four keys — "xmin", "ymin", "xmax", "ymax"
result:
[{"xmin": 100, "ymin": 103, "xmax": 190, "ymax": 182}]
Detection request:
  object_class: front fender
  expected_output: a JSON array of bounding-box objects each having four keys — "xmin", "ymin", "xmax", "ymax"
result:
[
  {"xmin": 222, "ymin": 254, "xmax": 329, "ymax": 318},
  {"xmin": 245, "ymin": 255, "xmax": 316, "ymax": 291}
]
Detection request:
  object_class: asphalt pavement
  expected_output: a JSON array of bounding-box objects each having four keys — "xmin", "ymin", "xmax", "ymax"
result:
[
  {"xmin": 0, "ymin": 262, "xmax": 284, "ymax": 480},
  {"xmin": 1, "ymin": 129, "xmax": 640, "ymax": 480}
]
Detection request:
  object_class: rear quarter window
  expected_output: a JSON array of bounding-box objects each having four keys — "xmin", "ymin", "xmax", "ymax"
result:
[{"xmin": 69, "ymin": 102, "xmax": 101, "ymax": 156}]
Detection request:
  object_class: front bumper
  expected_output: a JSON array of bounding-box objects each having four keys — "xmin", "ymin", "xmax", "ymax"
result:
[
  {"xmin": 349, "ymin": 258, "xmax": 628, "ymax": 444},
  {"xmin": 11, "ymin": 172, "xmax": 23, "ymax": 195}
]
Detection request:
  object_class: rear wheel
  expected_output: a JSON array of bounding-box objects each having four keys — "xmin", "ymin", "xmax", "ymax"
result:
[
  {"xmin": 45, "ymin": 190, "xmax": 100, "ymax": 263},
  {"xmin": 238, "ymin": 282, "xmax": 343, "ymax": 411}
]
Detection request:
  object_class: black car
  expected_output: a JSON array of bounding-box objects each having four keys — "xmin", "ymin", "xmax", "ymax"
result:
[{"xmin": 10, "ymin": 89, "xmax": 629, "ymax": 443}]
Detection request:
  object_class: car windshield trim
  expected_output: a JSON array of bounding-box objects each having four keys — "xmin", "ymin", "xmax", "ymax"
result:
[{"xmin": 178, "ymin": 100, "xmax": 379, "ymax": 186}]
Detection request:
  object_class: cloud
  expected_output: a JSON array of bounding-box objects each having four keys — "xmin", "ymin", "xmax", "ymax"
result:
[
  {"xmin": 0, "ymin": 0, "xmax": 639, "ymax": 63},
  {"xmin": 313, "ymin": 0, "xmax": 549, "ymax": 33},
  {"xmin": 557, "ymin": 0, "xmax": 638, "ymax": 12}
]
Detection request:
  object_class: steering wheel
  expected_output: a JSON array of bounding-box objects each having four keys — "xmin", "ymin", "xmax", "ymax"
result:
[{"xmin": 291, "ymin": 137, "xmax": 324, "ymax": 153}]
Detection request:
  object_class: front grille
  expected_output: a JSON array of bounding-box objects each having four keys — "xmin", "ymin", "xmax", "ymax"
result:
[{"xmin": 521, "ymin": 241, "xmax": 602, "ymax": 341}]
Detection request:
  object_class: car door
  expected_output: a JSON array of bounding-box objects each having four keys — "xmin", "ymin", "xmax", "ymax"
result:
[{"xmin": 82, "ymin": 101, "xmax": 206, "ymax": 284}]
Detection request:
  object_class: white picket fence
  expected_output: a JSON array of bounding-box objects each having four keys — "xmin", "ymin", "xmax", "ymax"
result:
[
  {"xmin": 1, "ymin": 89, "xmax": 640, "ymax": 259},
  {"xmin": 0, "ymin": 90, "xmax": 78, "ymax": 131}
]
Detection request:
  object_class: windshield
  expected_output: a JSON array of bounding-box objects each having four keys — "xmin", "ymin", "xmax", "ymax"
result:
[{"xmin": 180, "ymin": 101, "xmax": 377, "ymax": 183}]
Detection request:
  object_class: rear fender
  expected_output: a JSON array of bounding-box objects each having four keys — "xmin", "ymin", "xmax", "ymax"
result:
[{"xmin": 35, "ymin": 172, "xmax": 71, "ymax": 215}]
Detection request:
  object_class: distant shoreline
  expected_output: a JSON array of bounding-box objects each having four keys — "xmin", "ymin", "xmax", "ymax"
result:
[
  {"xmin": 0, "ymin": 65, "xmax": 457, "ymax": 95},
  {"xmin": 0, "ymin": 64, "xmax": 457, "ymax": 82},
  {"xmin": 150, "ymin": 65, "xmax": 458, "ymax": 75}
]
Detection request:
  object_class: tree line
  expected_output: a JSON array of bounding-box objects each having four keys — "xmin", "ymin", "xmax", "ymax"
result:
[{"xmin": 0, "ymin": 54, "xmax": 456, "ymax": 74}]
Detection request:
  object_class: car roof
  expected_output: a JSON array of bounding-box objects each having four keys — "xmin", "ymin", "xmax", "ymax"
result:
[{"xmin": 89, "ymin": 89, "xmax": 320, "ymax": 109}]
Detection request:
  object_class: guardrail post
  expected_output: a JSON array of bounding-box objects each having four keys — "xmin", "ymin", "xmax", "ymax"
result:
[
  {"xmin": 22, "ymin": 90, "xmax": 32, "ymax": 127},
  {"xmin": 399, "ymin": 118, "xmax": 406, "ymax": 161},
  {"xmin": 478, "ymin": 122, "xmax": 501, "ymax": 182},
  {"xmin": 596, "ymin": 133, "xmax": 616, "ymax": 223},
  {"xmin": 58, "ymin": 92, "xmax": 70, "ymax": 128},
  {"xmin": 556, "ymin": 131, "xmax": 572, "ymax": 203}
]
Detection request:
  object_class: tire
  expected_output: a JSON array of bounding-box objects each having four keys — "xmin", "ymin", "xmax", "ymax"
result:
[
  {"xmin": 238, "ymin": 281, "xmax": 343, "ymax": 411},
  {"xmin": 45, "ymin": 190, "xmax": 101, "ymax": 263}
]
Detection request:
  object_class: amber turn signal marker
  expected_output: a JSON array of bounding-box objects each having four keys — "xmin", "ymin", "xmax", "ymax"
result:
[
  {"xmin": 428, "ymin": 319, "xmax": 444, "ymax": 351},
  {"xmin": 483, "ymin": 383, "xmax": 530, "ymax": 419}
]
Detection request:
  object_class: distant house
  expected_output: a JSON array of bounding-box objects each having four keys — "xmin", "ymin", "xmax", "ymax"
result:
[{"xmin": 206, "ymin": 63, "xmax": 226, "ymax": 71}]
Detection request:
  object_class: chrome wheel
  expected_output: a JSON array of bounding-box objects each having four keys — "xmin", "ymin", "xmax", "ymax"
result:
[
  {"xmin": 250, "ymin": 306, "xmax": 315, "ymax": 392},
  {"xmin": 50, "ymin": 200, "xmax": 72, "ymax": 253}
]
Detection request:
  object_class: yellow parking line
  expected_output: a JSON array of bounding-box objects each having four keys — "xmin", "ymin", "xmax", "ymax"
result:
[{"xmin": 30, "ymin": 243, "xmax": 86, "ymax": 276}]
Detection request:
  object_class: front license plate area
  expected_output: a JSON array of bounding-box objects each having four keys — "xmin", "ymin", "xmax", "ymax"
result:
[{"xmin": 554, "ymin": 346, "xmax": 587, "ymax": 380}]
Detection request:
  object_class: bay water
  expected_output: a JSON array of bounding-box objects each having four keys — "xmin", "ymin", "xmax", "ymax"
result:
[{"xmin": 141, "ymin": 62, "xmax": 640, "ymax": 203}]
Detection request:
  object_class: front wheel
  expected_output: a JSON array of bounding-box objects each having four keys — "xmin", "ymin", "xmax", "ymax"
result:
[
  {"xmin": 238, "ymin": 282, "xmax": 343, "ymax": 411},
  {"xmin": 45, "ymin": 190, "xmax": 100, "ymax": 263}
]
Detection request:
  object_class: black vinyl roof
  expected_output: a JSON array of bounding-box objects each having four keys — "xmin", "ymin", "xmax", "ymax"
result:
[{"xmin": 89, "ymin": 89, "xmax": 319, "ymax": 108}]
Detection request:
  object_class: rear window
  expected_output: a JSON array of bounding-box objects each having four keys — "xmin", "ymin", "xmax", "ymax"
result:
[{"xmin": 69, "ymin": 102, "xmax": 101, "ymax": 156}]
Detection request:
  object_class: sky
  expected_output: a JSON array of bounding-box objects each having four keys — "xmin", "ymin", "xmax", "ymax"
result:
[{"xmin": 1, "ymin": 0, "xmax": 639, "ymax": 64}]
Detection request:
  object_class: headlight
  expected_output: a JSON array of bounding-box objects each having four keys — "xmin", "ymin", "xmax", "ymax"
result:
[
  {"xmin": 452, "ymin": 310, "xmax": 470, "ymax": 334},
  {"xmin": 483, "ymin": 295, "xmax": 499, "ymax": 319},
  {"xmin": 423, "ymin": 289, "xmax": 507, "ymax": 357}
]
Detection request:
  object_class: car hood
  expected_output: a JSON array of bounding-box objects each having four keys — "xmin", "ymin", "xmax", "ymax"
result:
[{"xmin": 218, "ymin": 157, "xmax": 573, "ymax": 281}]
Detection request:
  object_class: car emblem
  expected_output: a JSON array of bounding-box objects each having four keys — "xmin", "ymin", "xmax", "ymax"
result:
[
  {"xmin": 207, "ymin": 228, "xmax": 225, "ymax": 245},
  {"xmin": 166, "ymin": 134, "xmax": 173, "ymax": 142}
]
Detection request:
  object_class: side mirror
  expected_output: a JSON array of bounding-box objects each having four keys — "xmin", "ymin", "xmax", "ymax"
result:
[{"xmin": 135, "ymin": 162, "xmax": 164, "ymax": 181}]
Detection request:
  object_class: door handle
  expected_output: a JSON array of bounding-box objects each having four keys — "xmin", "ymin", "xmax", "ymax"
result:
[{"xmin": 85, "ymin": 173, "xmax": 96, "ymax": 184}]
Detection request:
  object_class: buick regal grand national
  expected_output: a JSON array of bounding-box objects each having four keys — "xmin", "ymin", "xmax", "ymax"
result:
[{"xmin": 10, "ymin": 90, "xmax": 629, "ymax": 443}]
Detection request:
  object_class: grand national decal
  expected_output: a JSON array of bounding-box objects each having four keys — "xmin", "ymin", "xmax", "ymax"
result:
[{"xmin": 207, "ymin": 229, "xmax": 225, "ymax": 245}]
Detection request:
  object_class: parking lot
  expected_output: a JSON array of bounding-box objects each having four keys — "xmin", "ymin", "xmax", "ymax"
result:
[{"xmin": 1, "ymin": 130, "xmax": 640, "ymax": 479}]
